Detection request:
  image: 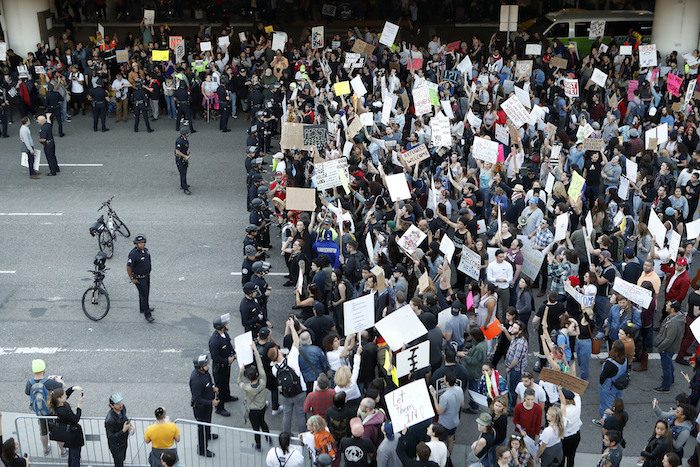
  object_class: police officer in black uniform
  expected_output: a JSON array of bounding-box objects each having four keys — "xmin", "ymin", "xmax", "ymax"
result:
[
  {"xmin": 126, "ymin": 234, "xmax": 154, "ymax": 323},
  {"xmin": 240, "ymin": 282, "xmax": 266, "ymax": 337},
  {"xmin": 208, "ymin": 317, "xmax": 239, "ymax": 418},
  {"xmin": 249, "ymin": 198, "xmax": 272, "ymax": 249},
  {"xmin": 247, "ymin": 174, "xmax": 264, "ymax": 211},
  {"xmin": 37, "ymin": 114, "xmax": 60, "ymax": 176},
  {"xmin": 174, "ymin": 82, "xmax": 196, "ymax": 133},
  {"xmin": 189, "ymin": 355, "xmax": 218, "ymax": 457},
  {"xmin": 131, "ymin": 80, "xmax": 154, "ymax": 133},
  {"xmin": 88, "ymin": 79, "xmax": 109, "ymax": 132},
  {"xmin": 243, "ymin": 224, "xmax": 260, "ymax": 257},
  {"xmin": 217, "ymin": 83, "xmax": 230, "ymax": 132},
  {"xmin": 241, "ymin": 244, "xmax": 258, "ymax": 286},
  {"xmin": 44, "ymin": 84, "xmax": 64, "ymax": 137},
  {"xmin": 175, "ymin": 124, "xmax": 191, "ymax": 194},
  {"xmin": 250, "ymin": 261, "xmax": 272, "ymax": 319}
]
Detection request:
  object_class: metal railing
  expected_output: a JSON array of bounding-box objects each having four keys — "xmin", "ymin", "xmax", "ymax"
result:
[{"xmin": 14, "ymin": 415, "xmax": 310, "ymax": 466}]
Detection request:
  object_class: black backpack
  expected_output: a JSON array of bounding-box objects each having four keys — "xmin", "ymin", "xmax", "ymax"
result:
[{"xmin": 276, "ymin": 357, "xmax": 303, "ymax": 398}]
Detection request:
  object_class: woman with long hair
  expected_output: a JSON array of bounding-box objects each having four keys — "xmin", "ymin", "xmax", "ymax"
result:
[
  {"xmin": 1, "ymin": 437, "xmax": 27, "ymax": 467},
  {"xmin": 535, "ymin": 406, "xmax": 564, "ymax": 467},
  {"xmin": 508, "ymin": 433, "xmax": 533, "ymax": 467},
  {"xmin": 515, "ymin": 277, "xmax": 534, "ymax": 326},
  {"xmin": 265, "ymin": 431, "xmax": 304, "ymax": 467},
  {"xmin": 598, "ymin": 340, "xmax": 629, "ymax": 419},
  {"xmin": 48, "ymin": 387, "xmax": 84, "ymax": 467},
  {"xmin": 638, "ymin": 420, "xmax": 673, "ymax": 467},
  {"xmin": 329, "ymin": 268, "xmax": 352, "ymax": 336}
]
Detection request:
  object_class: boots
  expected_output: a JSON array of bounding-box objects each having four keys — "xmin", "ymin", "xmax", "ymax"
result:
[{"xmin": 634, "ymin": 352, "xmax": 648, "ymax": 372}]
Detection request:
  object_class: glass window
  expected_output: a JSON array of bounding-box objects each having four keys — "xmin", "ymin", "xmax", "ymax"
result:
[{"xmin": 546, "ymin": 22, "xmax": 570, "ymax": 38}]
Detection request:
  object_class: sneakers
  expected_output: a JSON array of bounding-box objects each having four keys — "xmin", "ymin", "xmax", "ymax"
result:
[
  {"xmin": 592, "ymin": 419, "xmax": 603, "ymax": 427},
  {"xmin": 271, "ymin": 405, "xmax": 284, "ymax": 415},
  {"xmin": 198, "ymin": 450, "xmax": 215, "ymax": 457},
  {"xmin": 676, "ymin": 359, "xmax": 690, "ymax": 366},
  {"xmin": 43, "ymin": 445, "xmax": 52, "ymax": 456},
  {"xmin": 216, "ymin": 408, "xmax": 231, "ymax": 417},
  {"xmin": 653, "ymin": 387, "xmax": 670, "ymax": 393}
]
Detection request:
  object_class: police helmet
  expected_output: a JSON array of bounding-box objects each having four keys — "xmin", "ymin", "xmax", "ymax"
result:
[
  {"xmin": 213, "ymin": 316, "xmax": 227, "ymax": 330},
  {"xmin": 252, "ymin": 261, "xmax": 265, "ymax": 273},
  {"xmin": 133, "ymin": 234, "xmax": 147, "ymax": 244},
  {"xmin": 193, "ymin": 354, "xmax": 209, "ymax": 369},
  {"xmin": 257, "ymin": 185, "xmax": 269, "ymax": 195},
  {"xmin": 245, "ymin": 224, "xmax": 259, "ymax": 233},
  {"xmin": 251, "ymin": 198, "xmax": 265, "ymax": 209},
  {"xmin": 243, "ymin": 282, "xmax": 257, "ymax": 295}
]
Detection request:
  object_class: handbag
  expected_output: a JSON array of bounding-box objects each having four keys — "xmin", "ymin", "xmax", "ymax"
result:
[{"xmin": 48, "ymin": 420, "xmax": 76, "ymax": 442}]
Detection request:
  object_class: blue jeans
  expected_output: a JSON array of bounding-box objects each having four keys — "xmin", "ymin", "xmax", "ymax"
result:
[
  {"xmin": 230, "ymin": 92, "xmax": 237, "ymax": 115},
  {"xmin": 576, "ymin": 339, "xmax": 592, "ymax": 381},
  {"xmin": 594, "ymin": 296, "xmax": 610, "ymax": 337},
  {"xmin": 468, "ymin": 378, "xmax": 480, "ymax": 410},
  {"xmin": 68, "ymin": 447, "xmax": 81, "ymax": 467},
  {"xmin": 660, "ymin": 351, "xmax": 675, "ymax": 390},
  {"xmin": 508, "ymin": 369, "xmax": 521, "ymax": 410},
  {"xmin": 165, "ymin": 95, "xmax": 177, "ymax": 118}
]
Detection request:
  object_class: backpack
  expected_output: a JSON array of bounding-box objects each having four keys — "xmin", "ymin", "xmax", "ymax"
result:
[
  {"xmin": 314, "ymin": 430, "xmax": 337, "ymax": 461},
  {"xmin": 276, "ymin": 358, "xmax": 303, "ymax": 398},
  {"xmin": 611, "ymin": 359, "xmax": 630, "ymax": 390},
  {"xmin": 29, "ymin": 377, "xmax": 51, "ymax": 416}
]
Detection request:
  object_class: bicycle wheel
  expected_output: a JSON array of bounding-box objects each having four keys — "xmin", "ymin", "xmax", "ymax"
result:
[
  {"xmin": 112, "ymin": 213, "xmax": 131, "ymax": 238},
  {"xmin": 81, "ymin": 286, "xmax": 110, "ymax": 321},
  {"xmin": 98, "ymin": 230, "xmax": 114, "ymax": 259}
]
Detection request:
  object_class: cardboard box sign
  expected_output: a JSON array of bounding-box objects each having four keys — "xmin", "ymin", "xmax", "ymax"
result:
[{"xmin": 540, "ymin": 367, "xmax": 589, "ymax": 395}]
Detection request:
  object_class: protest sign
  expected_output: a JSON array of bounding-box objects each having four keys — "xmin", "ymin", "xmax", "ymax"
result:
[
  {"xmin": 396, "ymin": 341, "xmax": 430, "ymax": 378},
  {"xmin": 271, "ymin": 32, "xmax": 287, "ymax": 52},
  {"xmin": 457, "ymin": 54, "xmax": 473, "ymax": 77},
  {"xmin": 501, "ymin": 95, "xmax": 530, "ymax": 128},
  {"xmin": 457, "ymin": 247, "xmax": 482, "ymax": 280},
  {"xmin": 521, "ymin": 242, "xmax": 545, "ymax": 280},
  {"xmin": 495, "ymin": 124, "xmax": 509, "ymax": 145},
  {"xmin": 499, "ymin": 4, "xmax": 518, "ymax": 32},
  {"xmin": 264, "ymin": 25, "xmax": 274, "ymax": 33},
  {"xmin": 514, "ymin": 85, "xmax": 531, "ymax": 108},
  {"xmin": 639, "ymin": 44, "xmax": 657, "ymax": 67},
  {"xmin": 175, "ymin": 42, "xmax": 185, "ymax": 63},
  {"xmin": 343, "ymin": 293, "xmax": 376, "ymax": 335},
  {"xmin": 567, "ymin": 171, "xmax": 585, "ymax": 200},
  {"xmin": 554, "ymin": 213, "xmax": 569, "ymax": 242},
  {"xmin": 589, "ymin": 20, "xmax": 605, "ymax": 39},
  {"xmin": 563, "ymin": 78, "xmax": 579, "ymax": 98},
  {"xmin": 540, "ymin": 367, "xmax": 588, "ymax": 394},
  {"xmin": 115, "ymin": 49, "xmax": 128, "ymax": 63},
  {"xmin": 386, "ymin": 173, "xmax": 412, "ymax": 202},
  {"xmin": 280, "ymin": 122, "xmax": 305, "ymax": 149},
  {"xmin": 151, "ymin": 50, "xmax": 169, "ymax": 61},
  {"xmin": 0, "ymin": 43, "xmax": 7, "ymax": 61},
  {"xmin": 311, "ymin": 26, "xmax": 324, "ymax": 49},
  {"xmin": 618, "ymin": 176, "xmax": 630, "ymax": 200},
  {"xmin": 648, "ymin": 208, "xmax": 667, "ymax": 247},
  {"xmin": 34, "ymin": 66, "xmax": 46, "ymax": 75},
  {"xmin": 143, "ymin": 9, "xmax": 155, "ymax": 25},
  {"xmin": 169, "ymin": 36, "xmax": 183, "ymax": 50},
  {"xmin": 613, "ymin": 277, "xmax": 653, "ymax": 309},
  {"xmin": 590, "ymin": 68, "xmax": 608, "ymax": 88},
  {"xmin": 233, "ymin": 332, "xmax": 254, "ymax": 368},
  {"xmin": 284, "ymin": 187, "xmax": 316, "ymax": 211},
  {"xmin": 472, "ymin": 136, "xmax": 499, "ymax": 164},
  {"xmin": 441, "ymin": 100, "xmax": 454, "ymax": 119},
  {"xmin": 333, "ymin": 80, "xmax": 351, "ymax": 96},
  {"xmin": 565, "ymin": 282, "xmax": 595, "ymax": 308},
  {"xmin": 667, "ymin": 73, "xmax": 682, "ymax": 97},
  {"xmin": 668, "ymin": 230, "xmax": 681, "ymax": 258},
  {"xmin": 619, "ymin": 45, "xmax": 632, "ymax": 55},
  {"xmin": 385, "ymin": 380, "xmax": 435, "ymax": 431},
  {"xmin": 515, "ymin": 60, "xmax": 533, "ymax": 80},
  {"xmin": 303, "ymin": 125, "xmax": 328, "ymax": 150},
  {"xmin": 412, "ymin": 86, "xmax": 432, "ymax": 116},
  {"xmin": 218, "ymin": 35, "xmax": 230, "ymax": 49},
  {"xmin": 482, "ymin": 320, "xmax": 502, "ymax": 340},
  {"xmin": 313, "ymin": 158, "xmax": 349, "ymax": 190},
  {"xmin": 545, "ymin": 173, "xmax": 555, "ymax": 194},
  {"xmin": 200, "ymin": 41, "xmax": 212, "ymax": 52},
  {"xmin": 430, "ymin": 114, "xmax": 451, "ymax": 148},
  {"xmin": 350, "ymin": 76, "xmax": 367, "ymax": 96},
  {"xmin": 439, "ymin": 235, "xmax": 456, "ymax": 263},
  {"xmin": 352, "ymin": 39, "xmax": 375, "ymax": 56},
  {"xmin": 525, "ymin": 43, "xmax": 542, "ymax": 56},
  {"xmin": 437, "ymin": 308, "xmax": 452, "ymax": 332},
  {"xmin": 550, "ymin": 56, "xmax": 568, "ymax": 70},
  {"xmin": 375, "ymin": 305, "xmax": 428, "ymax": 351},
  {"xmin": 466, "ymin": 110, "xmax": 482, "ymax": 130},
  {"xmin": 583, "ymin": 138, "xmax": 605, "ymax": 152},
  {"xmin": 359, "ymin": 112, "xmax": 374, "ymax": 127},
  {"xmin": 379, "ymin": 21, "xmax": 399, "ymax": 47},
  {"xmin": 238, "ymin": 32, "xmax": 247, "ymax": 42},
  {"xmin": 686, "ymin": 218, "xmax": 700, "ymax": 241},
  {"xmin": 401, "ymin": 144, "xmax": 430, "ymax": 166},
  {"xmin": 398, "ymin": 225, "xmax": 427, "ymax": 255}
]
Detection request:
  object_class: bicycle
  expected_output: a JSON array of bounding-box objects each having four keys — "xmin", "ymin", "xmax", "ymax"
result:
[
  {"xmin": 82, "ymin": 253, "xmax": 110, "ymax": 321},
  {"xmin": 89, "ymin": 197, "xmax": 130, "ymax": 259}
]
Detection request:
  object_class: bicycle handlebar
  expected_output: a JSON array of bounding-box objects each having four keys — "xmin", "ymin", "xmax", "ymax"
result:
[{"xmin": 98, "ymin": 196, "xmax": 115, "ymax": 211}]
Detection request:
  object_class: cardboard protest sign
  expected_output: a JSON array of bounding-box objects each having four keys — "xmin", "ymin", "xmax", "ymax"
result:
[
  {"xmin": 398, "ymin": 225, "xmax": 427, "ymax": 255},
  {"xmin": 352, "ymin": 39, "xmax": 375, "ymax": 56},
  {"xmin": 550, "ymin": 56, "xmax": 568, "ymax": 70},
  {"xmin": 639, "ymin": 44, "xmax": 657, "ymax": 67},
  {"xmin": 396, "ymin": 341, "xmax": 430, "ymax": 378},
  {"xmin": 589, "ymin": 20, "xmax": 605, "ymax": 39},
  {"xmin": 457, "ymin": 247, "xmax": 482, "ymax": 280},
  {"xmin": 439, "ymin": 235, "xmax": 456, "ymax": 264},
  {"xmin": 311, "ymin": 26, "xmax": 324, "ymax": 49},
  {"xmin": 563, "ymin": 78, "xmax": 579, "ymax": 98},
  {"xmin": 521, "ymin": 241, "xmax": 545, "ymax": 280},
  {"xmin": 583, "ymin": 138, "xmax": 605, "ymax": 152},
  {"xmin": 199, "ymin": 41, "xmax": 212, "ymax": 52},
  {"xmin": 284, "ymin": 187, "xmax": 316, "ymax": 211},
  {"xmin": 151, "ymin": 50, "xmax": 169, "ymax": 61},
  {"xmin": 590, "ymin": 68, "xmax": 608, "ymax": 88},
  {"xmin": 401, "ymin": 144, "xmax": 430, "ymax": 166},
  {"xmin": 385, "ymin": 380, "xmax": 435, "ymax": 431},
  {"xmin": 233, "ymin": 331, "xmax": 254, "ymax": 368},
  {"xmin": 567, "ymin": 171, "xmax": 585, "ymax": 200},
  {"xmin": 525, "ymin": 43, "xmax": 541, "ymax": 56},
  {"xmin": 169, "ymin": 36, "xmax": 183, "ymax": 50},
  {"xmin": 115, "ymin": 49, "xmax": 129, "ymax": 63},
  {"xmin": 343, "ymin": 293, "xmax": 376, "ymax": 335},
  {"xmin": 350, "ymin": 76, "xmax": 367, "ymax": 96},
  {"xmin": 472, "ymin": 136, "xmax": 499, "ymax": 164},
  {"xmin": 515, "ymin": 60, "xmax": 533, "ymax": 80},
  {"xmin": 501, "ymin": 95, "xmax": 530, "ymax": 128},
  {"xmin": 271, "ymin": 32, "xmax": 287, "ymax": 52},
  {"xmin": 540, "ymin": 367, "xmax": 589, "ymax": 394},
  {"xmin": 375, "ymin": 305, "xmax": 428, "ymax": 351},
  {"xmin": 143, "ymin": 9, "xmax": 155, "ymax": 25},
  {"xmin": 612, "ymin": 277, "xmax": 653, "ymax": 309},
  {"xmin": 667, "ymin": 73, "xmax": 682, "ymax": 97},
  {"xmin": 379, "ymin": 21, "xmax": 399, "ymax": 47},
  {"xmin": 280, "ymin": 122, "xmax": 305, "ymax": 149},
  {"xmin": 385, "ymin": 173, "xmax": 412, "ymax": 202}
]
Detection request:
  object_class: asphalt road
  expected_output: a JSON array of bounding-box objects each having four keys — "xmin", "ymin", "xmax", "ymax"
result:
[{"xmin": 0, "ymin": 110, "xmax": 689, "ymax": 461}]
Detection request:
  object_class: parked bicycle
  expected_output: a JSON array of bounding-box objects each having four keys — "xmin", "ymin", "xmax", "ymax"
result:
[
  {"xmin": 88, "ymin": 196, "xmax": 130, "ymax": 258},
  {"xmin": 82, "ymin": 252, "xmax": 110, "ymax": 321}
]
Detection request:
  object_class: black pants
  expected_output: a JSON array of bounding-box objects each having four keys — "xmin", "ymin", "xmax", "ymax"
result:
[
  {"xmin": 93, "ymin": 103, "xmax": 107, "ymax": 131},
  {"xmin": 219, "ymin": 105, "xmax": 230, "ymax": 130},
  {"xmin": 248, "ymin": 406, "xmax": 270, "ymax": 448},
  {"xmin": 561, "ymin": 430, "xmax": 580, "ymax": 467},
  {"xmin": 491, "ymin": 334, "xmax": 509, "ymax": 368},
  {"xmin": 176, "ymin": 157, "xmax": 189, "ymax": 190},
  {"xmin": 27, "ymin": 150, "xmax": 37, "ymax": 176},
  {"xmin": 176, "ymin": 105, "xmax": 194, "ymax": 130},
  {"xmin": 110, "ymin": 446, "xmax": 127, "ymax": 467},
  {"xmin": 193, "ymin": 405, "xmax": 212, "ymax": 454},
  {"xmin": 134, "ymin": 275, "xmax": 152, "ymax": 319},
  {"xmin": 0, "ymin": 109, "xmax": 8, "ymax": 136},
  {"xmin": 44, "ymin": 142, "xmax": 59, "ymax": 174},
  {"xmin": 134, "ymin": 105, "xmax": 152, "ymax": 131},
  {"xmin": 48, "ymin": 107, "xmax": 63, "ymax": 136},
  {"xmin": 71, "ymin": 92, "xmax": 84, "ymax": 114},
  {"xmin": 212, "ymin": 363, "xmax": 231, "ymax": 409}
]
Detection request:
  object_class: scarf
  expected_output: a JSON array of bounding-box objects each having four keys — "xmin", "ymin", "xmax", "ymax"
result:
[{"xmin": 484, "ymin": 370, "xmax": 502, "ymax": 399}]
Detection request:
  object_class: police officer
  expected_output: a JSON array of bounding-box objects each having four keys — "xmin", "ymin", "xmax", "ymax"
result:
[
  {"xmin": 37, "ymin": 114, "xmax": 60, "ymax": 176},
  {"xmin": 250, "ymin": 261, "xmax": 272, "ymax": 317},
  {"xmin": 241, "ymin": 244, "xmax": 258, "ymax": 286},
  {"xmin": 126, "ymin": 234, "xmax": 154, "ymax": 323},
  {"xmin": 217, "ymin": 83, "xmax": 230, "ymax": 132},
  {"xmin": 240, "ymin": 282, "xmax": 266, "ymax": 337},
  {"xmin": 44, "ymin": 84, "xmax": 64, "ymax": 137},
  {"xmin": 88, "ymin": 79, "xmax": 109, "ymax": 132},
  {"xmin": 247, "ymin": 174, "xmax": 264, "ymax": 211},
  {"xmin": 208, "ymin": 317, "xmax": 239, "ymax": 418},
  {"xmin": 250, "ymin": 198, "xmax": 272, "ymax": 249},
  {"xmin": 175, "ymin": 124, "xmax": 191, "ymax": 195},
  {"xmin": 189, "ymin": 355, "xmax": 218, "ymax": 457},
  {"xmin": 243, "ymin": 224, "xmax": 260, "ymax": 257},
  {"xmin": 174, "ymin": 82, "xmax": 196, "ymax": 133},
  {"xmin": 132, "ymin": 80, "xmax": 154, "ymax": 133}
]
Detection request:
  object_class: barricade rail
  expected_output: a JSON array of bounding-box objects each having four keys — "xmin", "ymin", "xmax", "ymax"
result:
[{"xmin": 14, "ymin": 415, "xmax": 310, "ymax": 466}]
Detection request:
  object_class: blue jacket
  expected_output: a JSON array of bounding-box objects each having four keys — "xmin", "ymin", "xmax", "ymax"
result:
[
  {"xmin": 297, "ymin": 344, "xmax": 330, "ymax": 382},
  {"xmin": 608, "ymin": 304, "xmax": 642, "ymax": 340}
]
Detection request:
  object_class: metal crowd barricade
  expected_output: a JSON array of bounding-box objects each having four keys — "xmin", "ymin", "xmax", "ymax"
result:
[{"xmin": 14, "ymin": 415, "xmax": 311, "ymax": 466}]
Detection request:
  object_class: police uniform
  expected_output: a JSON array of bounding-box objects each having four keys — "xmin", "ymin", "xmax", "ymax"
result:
[
  {"xmin": 44, "ymin": 89, "xmax": 64, "ymax": 137},
  {"xmin": 131, "ymin": 85, "xmax": 153, "ymax": 132},
  {"xmin": 0, "ymin": 88, "xmax": 8, "ymax": 138},
  {"xmin": 250, "ymin": 273, "xmax": 270, "ymax": 315},
  {"xmin": 239, "ymin": 292, "xmax": 265, "ymax": 337},
  {"xmin": 217, "ymin": 84, "xmax": 230, "ymax": 132},
  {"xmin": 126, "ymin": 242, "xmax": 152, "ymax": 321},
  {"xmin": 249, "ymin": 205, "xmax": 272, "ymax": 249},
  {"xmin": 189, "ymin": 363, "xmax": 216, "ymax": 456},
  {"xmin": 174, "ymin": 85, "xmax": 195, "ymax": 132},
  {"xmin": 39, "ymin": 119, "xmax": 60, "ymax": 176},
  {"xmin": 175, "ymin": 131, "xmax": 190, "ymax": 192},
  {"xmin": 88, "ymin": 84, "xmax": 109, "ymax": 132},
  {"xmin": 241, "ymin": 256, "xmax": 255, "ymax": 286},
  {"xmin": 208, "ymin": 329, "xmax": 236, "ymax": 412}
]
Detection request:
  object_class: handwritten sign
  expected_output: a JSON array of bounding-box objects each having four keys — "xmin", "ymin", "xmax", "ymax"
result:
[
  {"xmin": 501, "ymin": 95, "xmax": 530, "ymax": 128},
  {"xmin": 550, "ymin": 56, "xmax": 568, "ymax": 70},
  {"xmin": 590, "ymin": 68, "xmax": 608, "ymax": 88},
  {"xmin": 313, "ymin": 158, "xmax": 349, "ymax": 191},
  {"xmin": 521, "ymin": 241, "xmax": 545, "ymax": 281},
  {"xmin": 343, "ymin": 293, "xmax": 376, "ymax": 335},
  {"xmin": 612, "ymin": 277, "xmax": 653, "ymax": 309},
  {"xmin": 169, "ymin": 36, "xmax": 183, "ymax": 50},
  {"xmin": 565, "ymin": 282, "xmax": 595, "ymax": 308},
  {"xmin": 583, "ymin": 138, "xmax": 605, "ymax": 152},
  {"xmin": 667, "ymin": 73, "xmax": 682, "ymax": 97},
  {"xmin": 472, "ymin": 136, "xmax": 499, "ymax": 164},
  {"xmin": 589, "ymin": 20, "xmax": 605, "ymax": 39},
  {"xmin": 540, "ymin": 367, "xmax": 589, "ymax": 395},
  {"xmin": 233, "ymin": 331, "xmax": 254, "ymax": 368},
  {"xmin": 525, "ymin": 43, "xmax": 542, "ymax": 56},
  {"xmin": 375, "ymin": 305, "xmax": 428, "ymax": 351},
  {"xmin": 385, "ymin": 380, "xmax": 435, "ymax": 431},
  {"xmin": 457, "ymin": 247, "xmax": 482, "ymax": 280},
  {"xmin": 396, "ymin": 341, "xmax": 430, "ymax": 378},
  {"xmin": 515, "ymin": 60, "xmax": 533, "ymax": 80},
  {"xmin": 413, "ymin": 86, "xmax": 432, "ymax": 116},
  {"xmin": 402, "ymin": 144, "xmax": 430, "ymax": 166},
  {"xmin": 398, "ymin": 225, "xmax": 427, "ymax": 255},
  {"xmin": 379, "ymin": 21, "xmax": 399, "ymax": 47},
  {"xmin": 151, "ymin": 49, "xmax": 169, "ymax": 61},
  {"xmin": 352, "ymin": 39, "xmax": 375, "ymax": 56},
  {"xmin": 302, "ymin": 125, "xmax": 327, "ymax": 150},
  {"xmin": 639, "ymin": 44, "xmax": 657, "ymax": 67},
  {"xmin": 567, "ymin": 171, "xmax": 585, "ymax": 200}
]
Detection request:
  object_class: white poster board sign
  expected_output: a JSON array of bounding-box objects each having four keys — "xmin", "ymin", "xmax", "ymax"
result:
[
  {"xmin": 686, "ymin": 218, "xmax": 700, "ymax": 241},
  {"xmin": 397, "ymin": 225, "xmax": 427, "ymax": 255},
  {"xmin": 200, "ymin": 41, "xmax": 212, "ymax": 52},
  {"xmin": 385, "ymin": 173, "xmax": 411, "ymax": 201},
  {"xmin": 457, "ymin": 247, "xmax": 482, "ymax": 280},
  {"xmin": 619, "ymin": 45, "xmax": 632, "ymax": 56},
  {"xmin": 612, "ymin": 277, "xmax": 653, "ymax": 309},
  {"xmin": 385, "ymin": 380, "xmax": 435, "ymax": 431},
  {"xmin": 413, "ymin": 86, "xmax": 432, "ymax": 116},
  {"xmin": 521, "ymin": 241, "xmax": 545, "ymax": 280},
  {"xmin": 563, "ymin": 78, "xmax": 579, "ymax": 98},
  {"xmin": 501, "ymin": 95, "xmax": 530, "ymax": 128},
  {"xmin": 589, "ymin": 20, "xmax": 605, "ymax": 39},
  {"xmin": 396, "ymin": 341, "xmax": 430, "ymax": 378},
  {"xmin": 439, "ymin": 235, "xmax": 456, "ymax": 263},
  {"xmin": 143, "ymin": 9, "xmax": 155, "ymax": 25},
  {"xmin": 375, "ymin": 305, "xmax": 428, "ymax": 351},
  {"xmin": 233, "ymin": 331, "xmax": 254, "ymax": 369},
  {"xmin": 554, "ymin": 213, "xmax": 569, "ymax": 242},
  {"xmin": 472, "ymin": 136, "xmax": 499, "ymax": 164},
  {"xmin": 639, "ymin": 44, "xmax": 658, "ymax": 67},
  {"xmin": 525, "ymin": 44, "xmax": 542, "ymax": 56},
  {"xmin": 430, "ymin": 113, "xmax": 451, "ymax": 148},
  {"xmin": 648, "ymin": 209, "xmax": 667, "ymax": 248},
  {"xmin": 495, "ymin": 124, "xmax": 509, "ymax": 145},
  {"xmin": 379, "ymin": 21, "xmax": 399, "ymax": 47},
  {"xmin": 514, "ymin": 85, "xmax": 531, "ymax": 108},
  {"xmin": 590, "ymin": 68, "xmax": 608, "ymax": 87},
  {"xmin": 350, "ymin": 75, "xmax": 367, "ymax": 96},
  {"xmin": 343, "ymin": 293, "xmax": 376, "ymax": 335},
  {"xmin": 271, "ymin": 32, "xmax": 288, "ymax": 52}
]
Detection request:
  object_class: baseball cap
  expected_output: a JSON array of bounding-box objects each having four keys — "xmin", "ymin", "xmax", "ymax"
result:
[
  {"xmin": 393, "ymin": 264, "xmax": 407, "ymax": 275},
  {"xmin": 623, "ymin": 247, "xmax": 635, "ymax": 258},
  {"xmin": 677, "ymin": 257, "xmax": 688, "ymax": 267},
  {"xmin": 599, "ymin": 250, "xmax": 612, "ymax": 260},
  {"xmin": 32, "ymin": 359, "xmax": 46, "ymax": 373},
  {"xmin": 528, "ymin": 197, "xmax": 539, "ymax": 204},
  {"xmin": 109, "ymin": 393, "xmax": 124, "ymax": 404},
  {"xmin": 258, "ymin": 327, "xmax": 270, "ymax": 338}
]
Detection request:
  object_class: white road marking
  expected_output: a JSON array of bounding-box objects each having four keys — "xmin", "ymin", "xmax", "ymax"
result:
[
  {"xmin": 0, "ymin": 271, "xmax": 16, "ymax": 274},
  {"xmin": 0, "ymin": 212, "xmax": 63, "ymax": 216},
  {"xmin": 230, "ymin": 272, "xmax": 287, "ymax": 276},
  {"xmin": 533, "ymin": 351, "xmax": 660, "ymax": 360},
  {"xmin": 38, "ymin": 163, "xmax": 104, "ymax": 167},
  {"xmin": 0, "ymin": 347, "xmax": 183, "ymax": 356}
]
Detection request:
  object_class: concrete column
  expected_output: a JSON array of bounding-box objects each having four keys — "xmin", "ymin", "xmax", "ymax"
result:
[
  {"xmin": 652, "ymin": 0, "xmax": 700, "ymax": 59},
  {"xmin": 2, "ymin": 0, "xmax": 51, "ymax": 56}
]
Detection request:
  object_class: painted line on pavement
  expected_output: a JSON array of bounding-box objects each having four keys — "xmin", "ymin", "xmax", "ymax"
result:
[
  {"xmin": 230, "ymin": 272, "xmax": 287, "ymax": 276},
  {"xmin": 0, "ymin": 347, "xmax": 182, "ymax": 356},
  {"xmin": 0, "ymin": 212, "xmax": 63, "ymax": 216},
  {"xmin": 534, "ymin": 351, "xmax": 660, "ymax": 360},
  {"xmin": 39, "ymin": 163, "xmax": 104, "ymax": 167},
  {"xmin": 0, "ymin": 271, "xmax": 16, "ymax": 274}
]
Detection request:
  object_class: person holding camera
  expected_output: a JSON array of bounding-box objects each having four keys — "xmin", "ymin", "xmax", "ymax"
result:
[
  {"xmin": 48, "ymin": 387, "xmax": 84, "ymax": 467},
  {"xmin": 104, "ymin": 393, "xmax": 131, "ymax": 467},
  {"xmin": 126, "ymin": 234, "xmax": 154, "ymax": 323}
]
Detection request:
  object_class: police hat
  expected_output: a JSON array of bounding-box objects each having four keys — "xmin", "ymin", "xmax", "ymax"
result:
[
  {"xmin": 179, "ymin": 125, "xmax": 190, "ymax": 135},
  {"xmin": 252, "ymin": 261, "xmax": 271, "ymax": 273},
  {"xmin": 245, "ymin": 224, "xmax": 259, "ymax": 233},
  {"xmin": 243, "ymin": 282, "xmax": 257, "ymax": 294},
  {"xmin": 257, "ymin": 185, "xmax": 269, "ymax": 194},
  {"xmin": 251, "ymin": 198, "xmax": 265, "ymax": 209},
  {"xmin": 213, "ymin": 316, "xmax": 227, "ymax": 330},
  {"xmin": 193, "ymin": 354, "xmax": 209, "ymax": 369},
  {"xmin": 133, "ymin": 234, "xmax": 147, "ymax": 244}
]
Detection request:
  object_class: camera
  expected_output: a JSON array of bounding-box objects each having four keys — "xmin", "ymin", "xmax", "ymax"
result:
[{"xmin": 94, "ymin": 251, "xmax": 108, "ymax": 270}]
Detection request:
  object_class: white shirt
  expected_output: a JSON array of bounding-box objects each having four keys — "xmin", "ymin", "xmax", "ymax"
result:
[
  {"xmin": 515, "ymin": 382, "xmax": 547, "ymax": 404},
  {"xmin": 265, "ymin": 446, "xmax": 305, "ymax": 467},
  {"xmin": 70, "ymin": 72, "xmax": 84, "ymax": 93},
  {"xmin": 111, "ymin": 78, "xmax": 129, "ymax": 100},
  {"xmin": 334, "ymin": 353, "xmax": 361, "ymax": 401},
  {"xmin": 426, "ymin": 440, "xmax": 448, "ymax": 467},
  {"xmin": 271, "ymin": 346, "xmax": 307, "ymax": 392},
  {"xmin": 539, "ymin": 426, "xmax": 561, "ymax": 447},
  {"xmin": 562, "ymin": 395, "xmax": 582, "ymax": 437},
  {"xmin": 486, "ymin": 260, "xmax": 514, "ymax": 289}
]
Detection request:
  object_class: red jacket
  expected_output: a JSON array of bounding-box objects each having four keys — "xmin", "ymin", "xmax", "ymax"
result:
[{"xmin": 660, "ymin": 264, "xmax": 690, "ymax": 302}]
